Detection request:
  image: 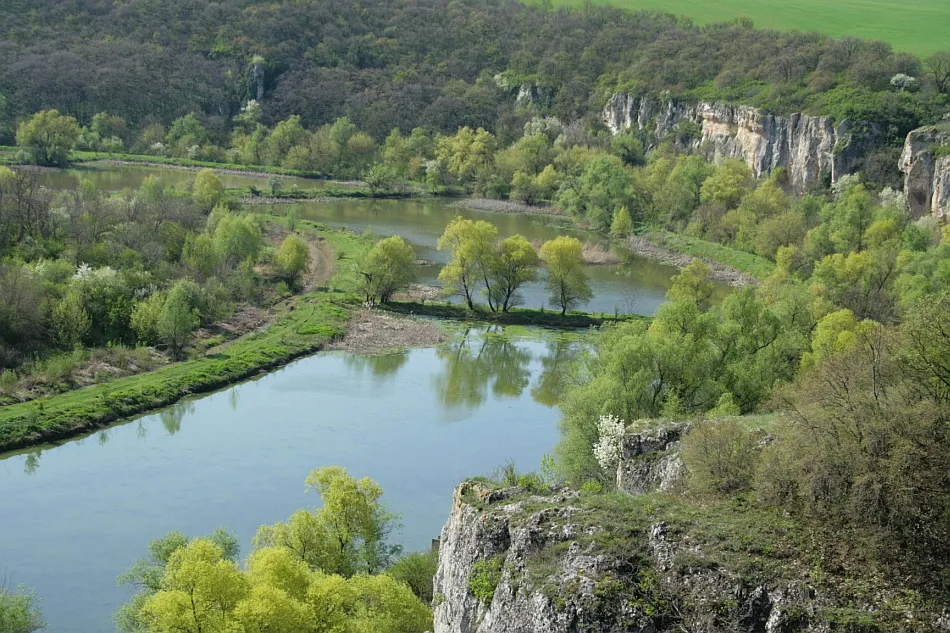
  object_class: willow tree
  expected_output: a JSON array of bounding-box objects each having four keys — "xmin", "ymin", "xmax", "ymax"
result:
[{"xmin": 540, "ymin": 236, "xmax": 592, "ymax": 315}]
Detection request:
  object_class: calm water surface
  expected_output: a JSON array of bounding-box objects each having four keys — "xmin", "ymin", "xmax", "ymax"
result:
[
  {"xmin": 285, "ymin": 198, "xmax": 687, "ymax": 315},
  {"xmin": 0, "ymin": 327, "xmax": 582, "ymax": 633},
  {"xmin": 36, "ymin": 164, "xmax": 695, "ymax": 316}
]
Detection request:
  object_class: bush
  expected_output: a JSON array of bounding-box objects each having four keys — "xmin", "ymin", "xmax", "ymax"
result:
[
  {"xmin": 469, "ymin": 556, "xmax": 504, "ymax": 605},
  {"xmin": 388, "ymin": 551, "xmax": 438, "ymax": 604},
  {"xmin": 681, "ymin": 419, "xmax": 760, "ymax": 495}
]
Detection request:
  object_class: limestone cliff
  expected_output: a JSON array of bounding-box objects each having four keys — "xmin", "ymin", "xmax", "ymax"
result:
[
  {"xmin": 899, "ymin": 125, "xmax": 950, "ymax": 220},
  {"xmin": 602, "ymin": 93, "xmax": 878, "ymax": 194},
  {"xmin": 433, "ymin": 425, "xmax": 946, "ymax": 633}
]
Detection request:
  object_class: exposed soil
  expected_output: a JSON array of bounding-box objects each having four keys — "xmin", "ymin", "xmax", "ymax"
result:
[
  {"xmin": 628, "ymin": 236, "xmax": 758, "ymax": 287},
  {"xmin": 327, "ymin": 309, "xmax": 446, "ymax": 354}
]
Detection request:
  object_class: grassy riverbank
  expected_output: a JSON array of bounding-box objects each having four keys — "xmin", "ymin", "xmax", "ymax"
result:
[
  {"xmin": 0, "ymin": 218, "xmax": 372, "ymax": 453},
  {"xmin": 640, "ymin": 230, "xmax": 776, "ymax": 280},
  {"xmin": 382, "ymin": 301, "xmax": 647, "ymax": 328}
]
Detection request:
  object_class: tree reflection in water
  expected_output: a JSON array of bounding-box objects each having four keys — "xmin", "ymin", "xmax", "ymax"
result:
[{"xmin": 433, "ymin": 326, "xmax": 533, "ymax": 410}]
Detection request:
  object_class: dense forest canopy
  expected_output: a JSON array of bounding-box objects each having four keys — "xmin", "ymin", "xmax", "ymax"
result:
[{"xmin": 0, "ymin": 0, "xmax": 947, "ymax": 146}]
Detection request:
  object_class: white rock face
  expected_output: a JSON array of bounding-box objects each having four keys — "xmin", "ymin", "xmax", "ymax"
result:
[
  {"xmin": 602, "ymin": 93, "xmax": 879, "ymax": 194},
  {"xmin": 900, "ymin": 125, "xmax": 950, "ymax": 221}
]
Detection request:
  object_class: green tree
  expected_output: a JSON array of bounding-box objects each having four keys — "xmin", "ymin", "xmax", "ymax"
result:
[
  {"xmin": 540, "ymin": 236, "xmax": 592, "ymax": 315},
  {"xmin": 699, "ymin": 159, "xmax": 754, "ymax": 210},
  {"xmin": 16, "ymin": 110, "xmax": 80, "ymax": 166},
  {"xmin": 192, "ymin": 169, "xmax": 224, "ymax": 211},
  {"xmin": 165, "ymin": 113, "xmax": 209, "ymax": 155},
  {"xmin": 0, "ymin": 585, "xmax": 45, "ymax": 633},
  {"xmin": 609, "ymin": 206, "xmax": 633, "ymax": 239},
  {"xmin": 158, "ymin": 281, "xmax": 200, "ymax": 358},
  {"xmin": 489, "ymin": 234, "xmax": 539, "ymax": 311},
  {"xmin": 436, "ymin": 216, "xmax": 498, "ymax": 310},
  {"xmin": 213, "ymin": 213, "xmax": 262, "ymax": 268},
  {"xmin": 557, "ymin": 155, "xmax": 635, "ymax": 232},
  {"xmin": 130, "ymin": 292, "xmax": 167, "ymax": 345},
  {"xmin": 358, "ymin": 236, "xmax": 416, "ymax": 305},
  {"xmin": 265, "ymin": 115, "xmax": 309, "ymax": 166},
  {"xmin": 386, "ymin": 551, "xmax": 438, "ymax": 604},
  {"xmin": 52, "ymin": 288, "xmax": 91, "ymax": 349},
  {"xmin": 275, "ymin": 234, "xmax": 311, "ymax": 289},
  {"xmin": 255, "ymin": 467, "xmax": 401, "ymax": 577}
]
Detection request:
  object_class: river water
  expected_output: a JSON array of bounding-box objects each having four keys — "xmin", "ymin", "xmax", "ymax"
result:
[
  {"xmin": 0, "ymin": 327, "xmax": 582, "ymax": 633},
  {"xmin": 34, "ymin": 164, "xmax": 690, "ymax": 316},
  {"xmin": 2, "ymin": 164, "xmax": 689, "ymax": 632}
]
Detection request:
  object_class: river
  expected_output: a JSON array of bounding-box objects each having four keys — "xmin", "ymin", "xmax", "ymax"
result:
[
  {"xmin": 0, "ymin": 327, "xmax": 582, "ymax": 633},
  {"xmin": 2, "ymin": 164, "xmax": 684, "ymax": 632},
  {"xmin": 33, "ymin": 163, "xmax": 695, "ymax": 316}
]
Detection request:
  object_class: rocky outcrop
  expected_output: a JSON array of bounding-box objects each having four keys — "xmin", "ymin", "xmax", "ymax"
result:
[
  {"xmin": 616, "ymin": 423, "xmax": 686, "ymax": 495},
  {"xmin": 602, "ymin": 93, "xmax": 879, "ymax": 194},
  {"xmin": 433, "ymin": 425, "xmax": 944, "ymax": 633},
  {"xmin": 899, "ymin": 125, "xmax": 950, "ymax": 220}
]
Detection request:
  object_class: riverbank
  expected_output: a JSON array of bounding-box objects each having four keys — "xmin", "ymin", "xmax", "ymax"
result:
[
  {"xmin": 381, "ymin": 301, "xmax": 646, "ymax": 328},
  {"xmin": 0, "ymin": 217, "xmax": 372, "ymax": 453},
  {"xmin": 630, "ymin": 231, "xmax": 775, "ymax": 286}
]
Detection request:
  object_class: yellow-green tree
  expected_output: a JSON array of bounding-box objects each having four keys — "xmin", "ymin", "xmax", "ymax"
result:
[
  {"xmin": 275, "ymin": 234, "xmax": 311, "ymax": 289},
  {"xmin": 254, "ymin": 467, "xmax": 401, "ymax": 577},
  {"xmin": 358, "ymin": 235, "xmax": 416, "ymax": 305},
  {"xmin": 437, "ymin": 216, "xmax": 498, "ymax": 310},
  {"xmin": 540, "ymin": 236, "xmax": 592, "ymax": 315},
  {"xmin": 16, "ymin": 109, "xmax": 80, "ymax": 166},
  {"xmin": 192, "ymin": 169, "xmax": 224, "ymax": 210},
  {"xmin": 609, "ymin": 206, "xmax": 633, "ymax": 239},
  {"xmin": 489, "ymin": 234, "xmax": 539, "ymax": 312}
]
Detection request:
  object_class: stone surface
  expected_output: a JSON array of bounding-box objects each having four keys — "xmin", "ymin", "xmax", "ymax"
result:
[
  {"xmin": 602, "ymin": 94, "xmax": 880, "ymax": 194},
  {"xmin": 432, "ymin": 424, "xmax": 943, "ymax": 632},
  {"xmin": 900, "ymin": 126, "xmax": 950, "ymax": 221}
]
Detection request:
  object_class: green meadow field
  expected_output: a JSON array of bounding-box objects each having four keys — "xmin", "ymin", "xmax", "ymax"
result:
[{"xmin": 551, "ymin": 0, "xmax": 948, "ymax": 56}]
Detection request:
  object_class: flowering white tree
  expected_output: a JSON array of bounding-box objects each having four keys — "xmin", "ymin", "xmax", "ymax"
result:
[{"xmin": 592, "ymin": 414, "xmax": 626, "ymax": 473}]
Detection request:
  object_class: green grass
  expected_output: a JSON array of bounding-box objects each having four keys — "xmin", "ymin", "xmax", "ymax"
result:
[
  {"xmin": 642, "ymin": 230, "xmax": 776, "ymax": 280},
  {"xmin": 382, "ymin": 301, "xmax": 649, "ymax": 328},
  {"xmin": 548, "ymin": 0, "xmax": 949, "ymax": 56},
  {"xmin": 0, "ymin": 219, "xmax": 372, "ymax": 453}
]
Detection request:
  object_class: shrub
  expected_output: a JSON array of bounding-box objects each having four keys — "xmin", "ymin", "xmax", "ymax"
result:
[
  {"xmin": 388, "ymin": 551, "xmax": 439, "ymax": 604},
  {"xmin": 681, "ymin": 419, "xmax": 760, "ymax": 495},
  {"xmin": 469, "ymin": 556, "xmax": 504, "ymax": 605}
]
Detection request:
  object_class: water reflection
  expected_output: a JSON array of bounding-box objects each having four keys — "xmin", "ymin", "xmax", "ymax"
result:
[
  {"xmin": 343, "ymin": 349, "xmax": 410, "ymax": 378},
  {"xmin": 531, "ymin": 336, "xmax": 584, "ymax": 407},
  {"xmin": 159, "ymin": 401, "xmax": 195, "ymax": 435}
]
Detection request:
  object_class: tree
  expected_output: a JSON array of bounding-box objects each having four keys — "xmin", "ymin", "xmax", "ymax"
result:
[
  {"xmin": 557, "ymin": 155, "xmax": 635, "ymax": 232},
  {"xmin": 192, "ymin": 169, "xmax": 224, "ymax": 211},
  {"xmin": 436, "ymin": 216, "xmax": 498, "ymax": 310},
  {"xmin": 52, "ymin": 288, "xmax": 91, "ymax": 349},
  {"xmin": 0, "ymin": 585, "xmax": 45, "ymax": 633},
  {"xmin": 925, "ymin": 51, "xmax": 950, "ymax": 94},
  {"xmin": 275, "ymin": 234, "xmax": 311, "ymax": 289},
  {"xmin": 489, "ymin": 234, "xmax": 539, "ymax": 311},
  {"xmin": 255, "ymin": 467, "xmax": 401, "ymax": 577},
  {"xmin": 213, "ymin": 213, "xmax": 262, "ymax": 268},
  {"xmin": 16, "ymin": 110, "xmax": 80, "ymax": 166},
  {"xmin": 265, "ymin": 115, "xmax": 309, "ymax": 166},
  {"xmin": 540, "ymin": 236, "xmax": 592, "ymax": 315},
  {"xmin": 158, "ymin": 281, "xmax": 200, "ymax": 358},
  {"xmin": 609, "ymin": 206, "xmax": 633, "ymax": 239},
  {"xmin": 358, "ymin": 236, "xmax": 416, "ymax": 305}
]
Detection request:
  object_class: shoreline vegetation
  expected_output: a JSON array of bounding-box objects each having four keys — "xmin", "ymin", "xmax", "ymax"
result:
[
  {"xmin": 0, "ymin": 210, "xmax": 645, "ymax": 454},
  {"xmin": 380, "ymin": 301, "xmax": 646, "ymax": 328},
  {"xmin": 0, "ymin": 217, "xmax": 369, "ymax": 453},
  {"xmin": 8, "ymin": 148, "xmax": 764, "ymax": 279}
]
